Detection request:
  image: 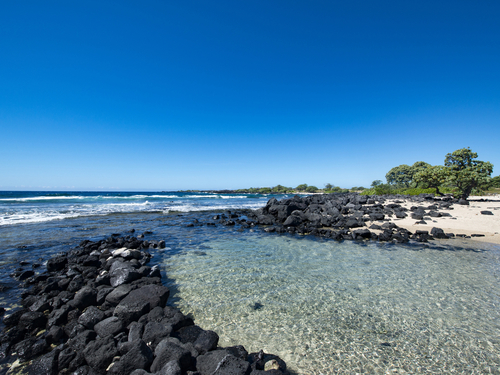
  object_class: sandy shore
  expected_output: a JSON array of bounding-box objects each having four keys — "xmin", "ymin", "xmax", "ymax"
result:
[{"xmin": 372, "ymin": 195, "xmax": 500, "ymax": 245}]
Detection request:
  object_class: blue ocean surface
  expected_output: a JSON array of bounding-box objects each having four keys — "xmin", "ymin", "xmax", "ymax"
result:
[
  {"xmin": 0, "ymin": 191, "xmax": 271, "ymax": 226},
  {"xmin": 1, "ymin": 191, "xmax": 500, "ymax": 374}
]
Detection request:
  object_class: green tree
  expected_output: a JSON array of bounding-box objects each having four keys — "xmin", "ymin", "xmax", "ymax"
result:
[
  {"xmin": 295, "ymin": 184, "xmax": 308, "ymax": 191},
  {"xmin": 411, "ymin": 161, "xmax": 431, "ymax": 186},
  {"xmin": 444, "ymin": 147, "xmax": 493, "ymax": 199},
  {"xmin": 371, "ymin": 180, "xmax": 383, "ymax": 187},
  {"xmin": 414, "ymin": 165, "xmax": 449, "ymax": 196},
  {"xmin": 385, "ymin": 164, "xmax": 414, "ymax": 187},
  {"xmin": 491, "ymin": 175, "xmax": 500, "ymax": 188},
  {"xmin": 305, "ymin": 185, "xmax": 318, "ymax": 193},
  {"xmin": 324, "ymin": 183, "xmax": 333, "ymax": 191},
  {"xmin": 272, "ymin": 184, "xmax": 289, "ymax": 193}
]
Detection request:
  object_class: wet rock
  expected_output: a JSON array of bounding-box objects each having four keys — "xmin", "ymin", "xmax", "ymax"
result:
[
  {"xmin": 71, "ymin": 286, "xmax": 97, "ymax": 309},
  {"xmin": 162, "ymin": 306, "xmax": 193, "ymax": 331},
  {"xmin": 19, "ymin": 311, "xmax": 47, "ymax": 331},
  {"xmin": 114, "ymin": 284, "xmax": 169, "ymax": 325},
  {"xmin": 45, "ymin": 325, "xmax": 64, "ymax": 344},
  {"xmin": 130, "ymin": 370, "xmax": 152, "ymax": 375},
  {"xmin": 27, "ymin": 346, "xmax": 60, "ymax": 375},
  {"xmin": 105, "ymin": 285, "xmax": 134, "ymax": 307},
  {"xmin": 224, "ymin": 345, "xmax": 248, "ymax": 360},
  {"xmin": 78, "ymin": 306, "xmax": 106, "ymax": 329},
  {"xmin": 18, "ymin": 270, "xmax": 35, "ymax": 280},
  {"xmin": 110, "ymin": 267, "xmax": 141, "ymax": 287},
  {"xmin": 128, "ymin": 321, "xmax": 145, "ymax": 342},
  {"xmin": 142, "ymin": 321, "xmax": 172, "ymax": 349},
  {"xmin": 196, "ymin": 349, "xmax": 250, "ymax": 375},
  {"xmin": 3, "ymin": 309, "xmax": 28, "ymax": 327},
  {"xmin": 68, "ymin": 329, "xmax": 97, "ymax": 351},
  {"xmin": 94, "ymin": 316, "xmax": 125, "ymax": 338},
  {"xmin": 194, "ymin": 330, "xmax": 219, "ymax": 354},
  {"xmin": 256, "ymin": 215, "xmax": 275, "ymax": 225},
  {"xmin": 48, "ymin": 305, "xmax": 71, "ymax": 327},
  {"xmin": 0, "ymin": 233, "xmax": 288, "ymax": 374},
  {"xmin": 58, "ymin": 347, "xmax": 77, "ymax": 371},
  {"xmin": 248, "ymin": 351, "xmax": 287, "ymax": 373},
  {"xmin": 174, "ymin": 325, "xmax": 204, "ymax": 344},
  {"xmin": 83, "ymin": 335, "xmax": 119, "ymax": 373},
  {"xmin": 15, "ymin": 337, "xmax": 47, "ymax": 361},
  {"xmin": 156, "ymin": 360, "xmax": 182, "ymax": 375},
  {"xmin": 108, "ymin": 339, "xmax": 154, "ymax": 375},
  {"xmin": 47, "ymin": 255, "xmax": 68, "ymax": 272},
  {"xmin": 150, "ymin": 338, "xmax": 192, "ymax": 373},
  {"xmin": 68, "ymin": 276, "xmax": 85, "ymax": 292}
]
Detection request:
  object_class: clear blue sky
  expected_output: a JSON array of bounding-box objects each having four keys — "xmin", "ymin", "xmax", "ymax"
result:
[{"xmin": 1, "ymin": 1, "xmax": 499, "ymax": 191}]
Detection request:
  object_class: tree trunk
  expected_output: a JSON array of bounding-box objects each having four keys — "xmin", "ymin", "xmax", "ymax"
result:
[{"xmin": 461, "ymin": 185, "xmax": 473, "ymax": 200}]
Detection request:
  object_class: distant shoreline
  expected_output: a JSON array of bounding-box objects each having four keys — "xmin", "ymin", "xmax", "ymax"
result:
[{"xmin": 245, "ymin": 193, "xmax": 500, "ymax": 246}]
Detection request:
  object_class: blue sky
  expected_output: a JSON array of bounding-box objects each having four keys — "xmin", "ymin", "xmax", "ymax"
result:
[{"xmin": 1, "ymin": 1, "xmax": 499, "ymax": 191}]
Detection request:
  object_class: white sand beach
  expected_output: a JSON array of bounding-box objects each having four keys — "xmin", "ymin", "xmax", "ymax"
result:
[{"xmin": 378, "ymin": 195, "xmax": 500, "ymax": 244}]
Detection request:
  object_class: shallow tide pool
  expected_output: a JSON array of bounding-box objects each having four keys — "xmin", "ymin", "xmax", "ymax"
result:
[{"xmin": 165, "ymin": 233, "xmax": 500, "ymax": 374}]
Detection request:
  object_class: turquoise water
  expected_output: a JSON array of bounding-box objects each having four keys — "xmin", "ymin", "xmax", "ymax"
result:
[
  {"xmin": 165, "ymin": 233, "xmax": 500, "ymax": 374},
  {"xmin": 1, "ymin": 191, "xmax": 500, "ymax": 374}
]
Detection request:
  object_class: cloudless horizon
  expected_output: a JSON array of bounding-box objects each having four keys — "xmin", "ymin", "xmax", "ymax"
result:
[{"xmin": 1, "ymin": 1, "xmax": 499, "ymax": 191}]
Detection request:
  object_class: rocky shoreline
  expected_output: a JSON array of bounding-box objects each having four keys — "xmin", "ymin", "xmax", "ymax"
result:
[
  {"xmin": 0, "ymin": 235, "xmax": 288, "ymax": 375},
  {"xmin": 229, "ymin": 193, "xmax": 494, "ymax": 243}
]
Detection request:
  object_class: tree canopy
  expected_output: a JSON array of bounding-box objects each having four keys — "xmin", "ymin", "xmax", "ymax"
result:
[
  {"xmin": 444, "ymin": 147, "xmax": 493, "ymax": 199},
  {"xmin": 414, "ymin": 165, "xmax": 449, "ymax": 196},
  {"xmin": 385, "ymin": 164, "xmax": 413, "ymax": 187},
  {"xmin": 385, "ymin": 161, "xmax": 431, "ymax": 187},
  {"xmin": 491, "ymin": 175, "xmax": 500, "ymax": 188},
  {"xmin": 295, "ymin": 184, "xmax": 308, "ymax": 191},
  {"xmin": 377, "ymin": 147, "xmax": 493, "ymax": 199}
]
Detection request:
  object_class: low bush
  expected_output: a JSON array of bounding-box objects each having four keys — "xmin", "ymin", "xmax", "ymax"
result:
[{"xmin": 360, "ymin": 187, "xmax": 437, "ymax": 196}]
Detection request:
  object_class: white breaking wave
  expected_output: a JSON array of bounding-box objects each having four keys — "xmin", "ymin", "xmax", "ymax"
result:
[
  {"xmin": 0, "ymin": 199, "xmax": 265, "ymax": 226},
  {"xmin": 162, "ymin": 202, "xmax": 266, "ymax": 213},
  {"xmin": 0, "ymin": 193, "xmax": 270, "ymax": 226},
  {"xmin": 0, "ymin": 195, "xmax": 86, "ymax": 202},
  {"xmin": 0, "ymin": 211, "xmax": 83, "ymax": 225},
  {"xmin": 0, "ymin": 193, "xmax": 260, "ymax": 203}
]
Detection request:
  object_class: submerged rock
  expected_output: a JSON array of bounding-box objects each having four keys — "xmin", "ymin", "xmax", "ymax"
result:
[{"xmin": 1, "ymin": 234, "xmax": 288, "ymax": 375}]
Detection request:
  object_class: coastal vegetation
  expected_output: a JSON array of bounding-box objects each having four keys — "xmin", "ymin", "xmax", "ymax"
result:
[
  {"xmin": 187, "ymin": 148, "xmax": 496, "ymax": 199},
  {"xmin": 211, "ymin": 184, "xmax": 359, "ymax": 195},
  {"xmin": 362, "ymin": 147, "xmax": 495, "ymax": 199}
]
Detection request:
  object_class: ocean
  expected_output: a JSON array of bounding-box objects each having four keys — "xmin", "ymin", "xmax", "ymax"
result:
[{"xmin": 1, "ymin": 191, "xmax": 500, "ymax": 374}]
